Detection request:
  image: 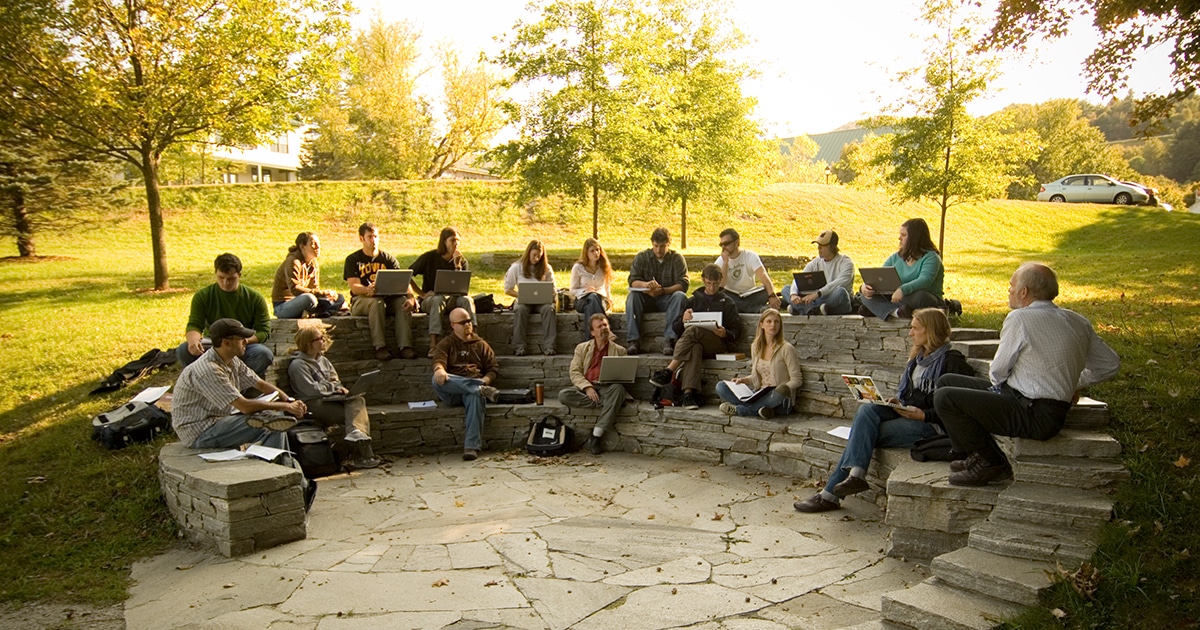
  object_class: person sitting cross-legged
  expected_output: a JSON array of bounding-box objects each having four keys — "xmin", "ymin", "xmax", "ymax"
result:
[
  {"xmin": 782, "ymin": 229, "xmax": 855, "ymax": 316},
  {"xmin": 794, "ymin": 308, "xmax": 975, "ymax": 513},
  {"xmin": 558, "ymin": 314, "xmax": 629, "ymax": 455},
  {"xmin": 715, "ymin": 308, "xmax": 802, "ymax": 419},
  {"xmin": 649, "ymin": 264, "xmax": 743, "ymax": 410}
]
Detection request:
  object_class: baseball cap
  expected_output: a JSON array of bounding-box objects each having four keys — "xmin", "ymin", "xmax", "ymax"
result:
[
  {"xmin": 209, "ymin": 318, "xmax": 256, "ymax": 340},
  {"xmin": 812, "ymin": 230, "xmax": 839, "ymax": 247}
]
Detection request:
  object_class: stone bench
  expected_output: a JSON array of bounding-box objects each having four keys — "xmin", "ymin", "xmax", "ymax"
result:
[{"xmin": 158, "ymin": 443, "xmax": 306, "ymax": 557}]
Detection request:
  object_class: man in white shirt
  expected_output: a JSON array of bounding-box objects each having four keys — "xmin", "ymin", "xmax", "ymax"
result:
[
  {"xmin": 782, "ymin": 230, "xmax": 855, "ymax": 316},
  {"xmin": 715, "ymin": 228, "xmax": 781, "ymax": 313},
  {"xmin": 933, "ymin": 263, "xmax": 1120, "ymax": 486}
]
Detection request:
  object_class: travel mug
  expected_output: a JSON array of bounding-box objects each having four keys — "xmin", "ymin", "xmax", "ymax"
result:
[{"xmin": 535, "ymin": 383, "xmax": 545, "ymax": 405}]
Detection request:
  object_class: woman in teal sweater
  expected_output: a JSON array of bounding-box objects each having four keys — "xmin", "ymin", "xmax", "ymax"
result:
[{"xmin": 859, "ymin": 217, "xmax": 944, "ymax": 319}]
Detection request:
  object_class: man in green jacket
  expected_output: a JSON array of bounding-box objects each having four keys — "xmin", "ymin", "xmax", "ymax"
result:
[{"xmin": 176, "ymin": 253, "xmax": 273, "ymax": 376}]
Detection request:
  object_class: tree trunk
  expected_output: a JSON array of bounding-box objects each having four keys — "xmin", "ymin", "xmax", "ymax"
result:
[
  {"xmin": 141, "ymin": 154, "xmax": 170, "ymax": 290},
  {"xmin": 680, "ymin": 195, "xmax": 688, "ymax": 249},
  {"xmin": 592, "ymin": 180, "xmax": 598, "ymax": 239},
  {"xmin": 11, "ymin": 189, "xmax": 35, "ymax": 257}
]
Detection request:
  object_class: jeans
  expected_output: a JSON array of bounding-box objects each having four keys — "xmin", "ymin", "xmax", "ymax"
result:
[
  {"xmin": 177, "ymin": 342, "xmax": 273, "ymax": 377},
  {"xmin": 782, "ymin": 285, "xmax": 852, "ymax": 316},
  {"xmin": 191, "ymin": 413, "xmax": 288, "ymax": 450},
  {"xmin": 721, "ymin": 289, "xmax": 770, "ymax": 314},
  {"xmin": 430, "ymin": 374, "xmax": 487, "ymax": 450},
  {"xmin": 715, "ymin": 381, "xmax": 793, "ymax": 417},
  {"xmin": 421, "ymin": 294, "xmax": 475, "ymax": 336},
  {"xmin": 624, "ymin": 291, "xmax": 687, "ymax": 343},
  {"xmin": 933, "ymin": 373, "xmax": 1070, "ymax": 462},
  {"xmin": 860, "ymin": 290, "xmax": 942, "ymax": 319},
  {"xmin": 558, "ymin": 384, "xmax": 626, "ymax": 434},
  {"xmin": 574, "ymin": 293, "xmax": 608, "ymax": 342},
  {"xmin": 823, "ymin": 403, "xmax": 937, "ymax": 497},
  {"xmin": 512, "ymin": 302, "xmax": 557, "ymax": 352},
  {"xmin": 273, "ymin": 293, "xmax": 345, "ymax": 319}
]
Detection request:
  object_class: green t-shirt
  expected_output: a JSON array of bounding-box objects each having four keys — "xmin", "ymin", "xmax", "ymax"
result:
[{"xmin": 186, "ymin": 283, "xmax": 271, "ymax": 343}]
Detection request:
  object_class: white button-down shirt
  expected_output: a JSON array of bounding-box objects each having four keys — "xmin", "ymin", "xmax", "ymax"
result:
[{"xmin": 990, "ymin": 301, "xmax": 1120, "ymax": 401}]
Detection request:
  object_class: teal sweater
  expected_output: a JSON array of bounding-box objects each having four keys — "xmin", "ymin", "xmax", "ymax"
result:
[
  {"xmin": 883, "ymin": 250, "xmax": 944, "ymax": 299},
  {"xmin": 186, "ymin": 284, "xmax": 271, "ymax": 343}
]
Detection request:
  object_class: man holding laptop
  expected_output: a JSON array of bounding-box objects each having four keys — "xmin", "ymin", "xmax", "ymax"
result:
[
  {"xmin": 558, "ymin": 314, "xmax": 631, "ymax": 455},
  {"xmin": 503, "ymin": 239, "xmax": 558, "ymax": 356},
  {"xmin": 714, "ymin": 228, "xmax": 782, "ymax": 313},
  {"xmin": 783, "ymin": 230, "xmax": 856, "ymax": 316},
  {"xmin": 343, "ymin": 222, "xmax": 418, "ymax": 361},
  {"xmin": 649, "ymin": 264, "xmax": 743, "ymax": 409}
]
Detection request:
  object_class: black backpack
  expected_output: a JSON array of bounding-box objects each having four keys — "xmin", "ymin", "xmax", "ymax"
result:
[
  {"xmin": 909, "ymin": 434, "xmax": 958, "ymax": 462},
  {"xmin": 286, "ymin": 422, "xmax": 342, "ymax": 478},
  {"xmin": 526, "ymin": 415, "xmax": 574, "ymax": 457},
  {"xmin": 91, "ymin": 401, "xmax": 172, "ymax": 449}
]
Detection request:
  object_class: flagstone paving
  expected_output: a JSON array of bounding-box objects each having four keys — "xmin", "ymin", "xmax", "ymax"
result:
[{"xmin": 126, "ymin": 452, "xmax": 929, "ymax": 629}]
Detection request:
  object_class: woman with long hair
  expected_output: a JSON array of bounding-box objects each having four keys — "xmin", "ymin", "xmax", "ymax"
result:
[
  {"xmin": 272, "ymin": 231, "xmax": 345, "ymax": 318},
  {"xmin": 714, "ymin": 308, "xmax": 802, "ymax": 418},
  {"xmin": 859, "ymin": 217, "xmax": 945, "ymax": 319},
  {"xmin": 503, "ymin": 239, "xmax": 557, "ymax": 355},
  {"xmin": 569, "ymin": 238, "xmax": 613, "ymax": 342},
  {"xmin": 288, "ymin": 327, "xmax": 381, "ymax": 469},
  {"xmin": 410, "ymin": 227, "xmax": 475, "ymax": 357},
  {"xmin": 794, "ymin": 308, "xmax": 974, "ymax": 513}
]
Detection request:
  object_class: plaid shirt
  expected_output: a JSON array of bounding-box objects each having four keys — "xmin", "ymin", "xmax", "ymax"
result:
[{"xmin": 172, "ymin": 349, "xmax": 259, "ymax": 446}]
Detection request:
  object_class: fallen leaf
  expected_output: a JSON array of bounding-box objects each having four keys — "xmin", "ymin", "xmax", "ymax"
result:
[
  {"xmin": 1052, "ymin": 608, "xmax": 1067, "ymax": 619},
  {"xmin": 455, "ymin": 500, "xmax": 465, "ymax": 508},
  {"xmin": 175, "ymin": 565, "xmax": 193, "ymax": 571},
  {"xmin": 432, "ymin": 578, "xmax": 450, "ymax": 587},
  {"xmin": 1175, "ymin": 455, "xmax": 1190, "ymax": 468},
  {"xmin": 647, "ymin": 514, "xmax": 655, "ymax": 520},
  {"xmin": 711, "ymin": 513, "xmax": 724, "ymax": 521},
  {"xmin": 671, "ymin": 588, "xmax": 678, "ymax": 595},
  {"xmin": 484, "ymin": 580, "xmax": 499, "ymax": 587},
  {"xmin": 223, "ymin": 583, "xmax": 235, "ymax": 589},
  {"xmin": 1168, "ymin": 387, "xmax": 1181, "ymax": 398},
  {"xmin": 26, "ymin": 476, "xmax": 47, "ymax": 484}
]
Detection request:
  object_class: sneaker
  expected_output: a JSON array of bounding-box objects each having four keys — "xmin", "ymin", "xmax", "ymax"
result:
[
  {"xmin": 246, "ymin": 415, "xmax": 297, "ymax": 432},
  {"xmin": 626, "ymin": 342, "xmax": 641, "ymax": 356},
  {"xmin": 681, "ymin": 392, "xmax": 700, "ymax": 410},
  {"xmin": 758, "ymin": 406, "xmax": 775, "ymax": 419},
  {"xmin": 398, "ymin": 347, "xmax": 417, "ymax": 360},
  {"xmin": 818, "ymin": 303, "xmax": 828, "ymax": 316},
  {"xmin": 832, "ymin": 475, "xmax": 869, "ymax": 497},
  {"xmin": 374, "ymin": 347, "xmax": 392, "ymax": 361},
  {"xmin": 344, "ymin": 428, "xmax": 371, "ymax": 442},
  {"xmin": 719, "ymin": 402, "xmax": 738, "ymax": 416},
  {"xmin": 793, "ymin": 493, "xmax": 840, "ymax": 513},
  {"xmin": 463, "ymin": 449, "xmax": 478, "ymax": 461},
  {"xmin": 649, "ymin": 369, "xmax": 673, "ymax": 387},
  {"xmin": 948, "ymin": 453, "xmax": 1013, "ymax": 486},
  {"xmin": 303, "ymin": 479, "xmax": 318, "ymax": 512},
  {"xmin": 350, "ymin": 456, "xmax": 382, "ymax": 469},
  {"xmin": 661, "ymin": 339, "xmax": 675, "ymax": 355},
  {"xmin": 514, "ymin": 346, "xmax": 527, "ymax": 356},
  {"xmin": 543, "ymin": 347, "xmax": 556, "ymax": 356},
  {"xmin": 586, "ymin": 435, "xmax": 602, "ymax": 455},
  {"xmin": 479, "ymin": 385, "xmax": 499, "ymax": 403},
  {"xmin": 949, "ymin": 451, "xmax": 982, "ymax": 473}
]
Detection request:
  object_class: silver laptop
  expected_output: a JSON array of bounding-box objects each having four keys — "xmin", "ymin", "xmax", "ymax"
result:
[
  {"xmin": 324, "ymin": 369, "xmax": 382, "ymax": 402},
  {"xmin": 859, "ymin": 267, "xmax": 902, "ymax": 294},
  {"xmin": 597, "ymin": 356, "xmax": 640, "ymax": 384},
  {"xmin": 373, "ymin": 269, "xmax": 413, "ymax": 296},
  {"xmin": 685, "ymin": 311, "xmax": 723, "ymax": 329},
  {"xmin": 518, "ymin": 281, "xmax": 555, "ymax": 305},
  {"xmin": 433, "ymin": 270, "xmax": 472, "ymax": 295},
  {"xmin": 792, "ymin": 271, "xmax": 827, "ymax": 294}
]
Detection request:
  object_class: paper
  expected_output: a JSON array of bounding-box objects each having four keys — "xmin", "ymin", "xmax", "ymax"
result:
[
  {"xmin": 1074, "ymin": 396, "xmax": 1107, "ymax": 408},
  {"xmin": 828, "ymin": 426, "xmax": 852, "ymax": 440},
  {"xmin": 232, "ymin": 391, "xmax": 280, "ymax": 414},
  {"xmin": 199, "ymin": 449, "xmax": 248, "ymax": 462},
  {"xmin": 408, "ymin": 400, "xmax": 438, "ymax": 409},
  {"xmin": 131, "ymin": 385, "xmax": 171, "ymax": 404},
  {"xmin": 198, "ymin": 444, "xmax": 288, "ymax": 462}
]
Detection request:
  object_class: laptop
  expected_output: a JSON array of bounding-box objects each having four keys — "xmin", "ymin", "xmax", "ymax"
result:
[
  {"xmin": 685, "ymin": 311, "xmax": 723, "ymax": 329},
  {"xmin": 597, "ymin": 356, "xmax": 640, "ymax": 384},
  {"xmin": 792, "ymin": 271, "xmax": 827, "ymax": 294},
  {"xmin": 859, "ymin": 267, "xmax": 902, "ymax": 294},
  {"xmin": 325, "ymin": 369, "xmax": 382, "ymax": 402},
  {"xmin": 517, "ymin": 281, "xmax": 556, "ymax": 305},
  {"xmin": 433, "ymin": 270, "xmax": 472, "ymax": 295},
  {"xmin": 373, "ymin": 269, "xmax": 413, "ymax": 296},
  {"xmin": 840, "ymin": 374, "xmax": 913, "ymax": 410}
]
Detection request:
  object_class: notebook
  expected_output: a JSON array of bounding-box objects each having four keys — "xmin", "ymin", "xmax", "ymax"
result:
[
  {"xmin": 373, "ymin": 269, "xmax": 413, "ymax": 296},
  {"xmin": 517, "ymin": 281, "xmax": 556, "ymax": 305},
  {"xmin": 325, "ymin": 369, "xmax": 382, "ymax": 402},
  {"xmin": 792, "ymin": 271, "xmax": 828, "ymax": 294},
  {"xmin": 433, "ymin": 270, "xmax": 472, "ymax": 295},
  {"xmin": 597, "ymin": 356, "xmax": 640, "ymax": 384},
  {"xmin": 859, "ymin": 267, "xmax": 902, "ymax": 294},
  {"xmin": 685, "ymin": 311, "xmax": 723, "ymax": 329},
  {"xmin": 840, "ymin": 374, "xmax": 913, "ymax": 410}
]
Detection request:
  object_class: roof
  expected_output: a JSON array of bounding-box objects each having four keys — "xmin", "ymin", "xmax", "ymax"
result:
[{"xmin": 780, "ymin": 126, "xmax": 893, "ymax": 164}]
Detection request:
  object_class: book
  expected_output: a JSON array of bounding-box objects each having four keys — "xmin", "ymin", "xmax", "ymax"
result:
[
  {"xmin": 715, "ymin": 353, "xmax": 746, "ymax": 361},
  {"xmin": 720, "ymin": 380, "xmax": 774, "ymax": 403},
  {"xmin": 840, "ymin": 374, "xmax": 916, "ymax": 411},
  {"xmin": 737, "ymin": 286, "xmax": 766, "ymax": 298}
]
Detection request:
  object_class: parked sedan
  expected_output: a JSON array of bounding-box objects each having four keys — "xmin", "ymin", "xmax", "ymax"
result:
[{"xmin": 1037, "ymin": 174, "xmax": 1151, "ymax": 205}]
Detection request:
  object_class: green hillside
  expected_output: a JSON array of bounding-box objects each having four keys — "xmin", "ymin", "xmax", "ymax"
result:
[{"xmin": 1, "ymin": 181, "xmax": 1197, "ymax": 626}]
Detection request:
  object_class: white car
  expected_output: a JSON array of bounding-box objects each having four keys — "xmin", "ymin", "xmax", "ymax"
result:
[{"xmin": 1037, "ymin": 174, "xmax": 1151, "ymax": 205}]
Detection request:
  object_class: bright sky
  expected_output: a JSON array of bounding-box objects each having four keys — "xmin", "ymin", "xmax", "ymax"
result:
[{"xmin": 354, "ymin": 0, "xmax": 1174, "ymax": 139}]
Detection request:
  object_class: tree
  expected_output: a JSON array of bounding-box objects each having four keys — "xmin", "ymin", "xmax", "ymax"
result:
[
  {"xmin": 427, "ymin": 49, "xmax": 507, "ymax": 179},
  {"xmin": 1165, "ymin": 121, "xmax": 1200, "ymax": 183},
  {"xmin": 0, "ymin": 0, "xmax": 349, "ymax": 289},
  {"xmin": 998, "ymin": 99, "xmax": 1130, "ymax": 199},
  {"xmin": 983, "ymin": 0, "xmax": 1199, "ymax": 124},
  {"xmin": 874, "ymin": 0, "xmax": 1036, "ymax": 257}
]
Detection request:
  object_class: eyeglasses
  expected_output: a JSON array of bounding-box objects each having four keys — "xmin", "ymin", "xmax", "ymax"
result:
[
  {"xmin": 719, "ymin": 240, "xmax": 735, "ymax": 247},
  {"xmin": 451, "ymin": 319, "xmax": 472, "ymax": 326}
]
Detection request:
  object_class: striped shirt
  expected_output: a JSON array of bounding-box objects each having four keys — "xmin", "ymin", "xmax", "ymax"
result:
[
  {"xmin": 172, "ymin": 349, "xmax": 260, "ymax": 446},
  {"xmin": 990, "ymin": 301, "xmax": 1120, "ymax": 402}
]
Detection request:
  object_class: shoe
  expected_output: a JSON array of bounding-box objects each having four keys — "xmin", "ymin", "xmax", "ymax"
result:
[
  {"xmin": 246, "ymin": 415, "xmax": 297, "ymax": 432},
  {"xmin": 303, "ymin": 479, "xmax": 318, "ymax": 512},
  {"xmin": 793, "ymin": 493, "xmax": 840, "ymax": 513},
  {"xmin": 681, "ymin": 391, "xmax": 700, "ymax": 410},
  {"xmin": 344, "ymin": 428, "xmax": 370, "ymax": 442},
  {"xmin": 463, "ymin": 449, "xmax": 478, "ymax": 461},
  {"xmin": 948, "ymin": 453, "xmax": 1013, "ymax": 486},
  {"xmin": 479, "ymin": 385, "xmax": 499, "ymax": 403},
  {"xmin": 543, "ymin": 347, "xmax": 556, "ymax": 356},
  {"xmin": 398, "ymin": 347, "xmax": 417, "ymax": 360},
  {"xmin": 758, "ymin": 406, "xmax": 775, "ymax": 419},
  {"xmin": 832, "ymin": 475, "xmax": 869, "ymax": 497},
  {"xmin": 350, "ymin": 456, "xmax": 382, "ymax": 469},
  {"xmin": 627, "ymin": 342, "xmax": 641, "ymax": 355},
  {"xmin": 649, "ymin": 369, "xmax": 673, "ymax": 387},
  {"xmin": 949, "ymin": 450, "xmax": 982, "ymax": 473},
  {"xmin": 662, "ymin": 339, "xmax": 675, "ymax": 355},
  {"xmin": 374, "ymin": 347, "xmax": 392, "ymax": 361},
  {"xmin": 514, "ymin": 346, "xmax": 527, "ymax": 356},
  {"xmin": 895, "ymin": 305, "xmax": 911, "ymax": 318},
  {"xmin": 586, "ymin": 435, "xmax": 602, "ymax": 455},
  {"xmin": 719, "ymin": 402, "xmax": 738, "ymax": 416},
  {"xmin": 818, "ymin": 303, "xmax": 827, "ymax": 316}
]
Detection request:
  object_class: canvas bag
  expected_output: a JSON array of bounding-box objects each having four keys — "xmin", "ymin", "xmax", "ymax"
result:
[
  {"xmin": 525, "ymin": 415, "xmax": 574, "ymax": 457},
  {"xmin": 91, "ymin": 401, "xmax": 172, "ymax": 449}
]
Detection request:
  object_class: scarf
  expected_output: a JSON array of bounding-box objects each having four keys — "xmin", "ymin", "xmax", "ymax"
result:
[{"xmin": 897, "ymin": 343, "xmax": 951, "ymax": 403}]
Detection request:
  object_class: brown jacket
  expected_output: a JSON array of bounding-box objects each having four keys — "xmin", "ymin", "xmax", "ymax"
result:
[{"xmin": 432, "ymin": 333, "xmax": 499, "ymax": 383}]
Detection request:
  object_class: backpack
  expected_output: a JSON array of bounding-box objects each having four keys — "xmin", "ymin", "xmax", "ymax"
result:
[
  {"xmin": 286, "ymin": 421, "xmax": 342, "ymax": 478},
  {"xmin": 525, "ymin": 415, "xmax": 574, "ymax": 457},
  {"xmin": 91, "ymin": 401, "xmax": 172, "ymax": 449},
  {"xmin": 89, "ymin": 349, "xmax": 176, "ymax": 395},
  {"xmin": 909, "ymin": 434, "xmax": 958, "ymax": 462},
  {"xmin": 497, "ymin": 388, "xmax": 535, "ymax": 404}
]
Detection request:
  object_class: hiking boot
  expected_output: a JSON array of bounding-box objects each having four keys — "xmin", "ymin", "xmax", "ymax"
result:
[
  {"xmin": 719, "ymin": 402, "xmax": 738, "ymax": 416},
  {"xmin": 681, "ymin": 391, "xmax": 700, "ymax": 410},
  {"xmin": 626, "ymin": 341, "xmax": 641, "ymax": 355},
  {"xmin": 832, "ymin": 475, "xmax": 869, "ymax": 497},
  {"xmin": 463, "ymin": 449, "xmax": 478, "ymax": 461},
  {"xmin": 398, "ymin": 347, "xmax": 417, "ymax": 360},
  {"xmin": 793, "ymin": 493, "xmax": 840, "ymax": 513},
  {"xmin": 586, "ymin": 435, "xmax": 603, "ymax": 455},
  {"xmin": 949, "ymin": 452, "xmax": 1013, "ymax": 486},
  {"xmin": 479, "ymin": 385, "xmax": 499, "ymax": 403},
  {"xmin": 374, "ymin": 347, "xmax": 392, "ymax": 361},
  {"xmin": 661, "ymin": 338, "xmax": 675, "ymax": 355},
  {"xmin": 649, "ymin": 369, "xmax": 673, "ymax": 387},
  {"xmin": 246, "ymin": 415, "xmax": 297, "ymax": 432}
]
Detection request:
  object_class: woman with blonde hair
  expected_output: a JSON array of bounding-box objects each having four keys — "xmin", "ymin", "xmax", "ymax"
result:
[
  {"xmin": 503, "ymin": 239, "xmax": 557, "ymax": 355},
  {"xmin": 287, "ymin": 327, "xmax": 381, "ymax": 469},
  {"xmin": 714, "ymin": 308, "xmax": 802, "ymax": 418},
  {"xmin": 569, "ymin": 238, "xmax": 613, "ymax": 342},
  {"xmin": 794, "ymin": 307, "xmax": 973, "ymax": 513}
]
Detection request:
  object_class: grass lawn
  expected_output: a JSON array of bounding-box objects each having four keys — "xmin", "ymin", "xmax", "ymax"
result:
[{"xmin": 1, "ymin": 181, "xmax": 1197, "ymax": 627}]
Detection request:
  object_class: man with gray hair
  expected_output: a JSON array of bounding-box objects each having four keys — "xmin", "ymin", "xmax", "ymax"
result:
[{"xmin": 933, "ymin": 263, "xmax": 1120, "ymax": 486}]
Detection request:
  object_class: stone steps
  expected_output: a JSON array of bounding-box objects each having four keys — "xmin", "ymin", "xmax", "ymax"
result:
[
  {"xmin": 930, "ymin": 546, "xmax": 1051, "ymax": 607},
  {"xmin": 989, "ymin": 482, "xmax": 1114, "ymax": 529},
  {"xmin": 950, "ymin": 339, "xmax": 1000, "ymax": 358},
  {"xmin": 968, "ymin": 519, "xmax": 1098, "ymax": 565},
  {"xmin": 883, "ymin": 460, "xmax": 1008, "ymax": 561},
  {"xmin": 1013, "ymin": 456, "xmax": 1130, "ymax": 490},
  {"xmin": 881, "ymin": 577, "xmax": 1026, "ymax": 630}
]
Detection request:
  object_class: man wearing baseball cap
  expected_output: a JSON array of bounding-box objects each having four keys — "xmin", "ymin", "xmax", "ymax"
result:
[{"xmin": 782, "ymin": 230, "xmax": 856, "ymax": 316}]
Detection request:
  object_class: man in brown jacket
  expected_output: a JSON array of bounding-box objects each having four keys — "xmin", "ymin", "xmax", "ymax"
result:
[
  {"xmin": 431, "ymin": 307, "xmax": 500, "ymax": 461},
  {"xmin": 558, "ymin": 314, "xmax": 629, "ymax": 455}
]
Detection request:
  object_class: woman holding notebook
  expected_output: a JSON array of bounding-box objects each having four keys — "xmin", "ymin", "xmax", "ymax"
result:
[
  {"xmin": 714, "ymin": 308, "xmax": 802, "ymax": 418},
  {"xmin": 504, "ymin": 239, "xmax": 557, "ymax": 356},
  {"xmin": 288, "ymin": 327, "xmax": 381, "ymax": 469},
  {"xmin": 858, "ymin": 217, "xmax": 945, "ymax": 319},
  {"xmin": 793, "ymin": 308, "xmax": 973, "ymax": 513}
]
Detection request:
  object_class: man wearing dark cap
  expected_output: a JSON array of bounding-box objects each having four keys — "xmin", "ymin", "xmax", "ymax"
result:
[
  {"xmin": 177, "ymin": 253, "xmax": 274, "ymax": 376},
  {"xmin": 782, "ymin": 229, "xmax": 856, "ymax": 316},
  {"xmin": 173, "ymin": 318, "xmax": 307, "ymax": 451}
]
